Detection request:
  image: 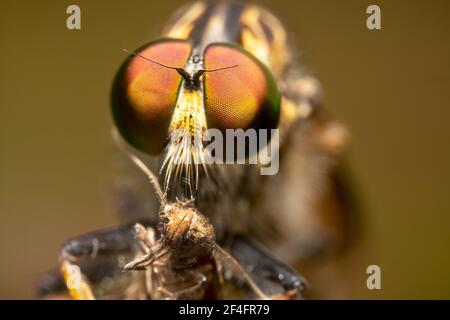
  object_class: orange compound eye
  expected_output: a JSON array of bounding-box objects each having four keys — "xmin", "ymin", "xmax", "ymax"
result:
[
  {"xmin": 203, "ymin": 43, "xmax": 280, "ymax": 134},
  {"xmin": 111, "ymin": 39, "xmax": 192, "ymax": 154}
]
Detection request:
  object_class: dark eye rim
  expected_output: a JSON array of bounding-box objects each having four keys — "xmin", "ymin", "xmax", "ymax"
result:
[{"xmin": 202, "ymin": 42, "xmax": 281, "ymax": 131}]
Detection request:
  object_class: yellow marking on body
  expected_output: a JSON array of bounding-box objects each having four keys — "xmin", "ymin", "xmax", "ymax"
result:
[
  {"xmin": 196, "ymin": 2, "xmax": 229, "ymax": 50},
  {"xmin": 241, "ymin": 5, "xmax": 289, "ymax": 78},
  {"xmin": 163, "ymin": 1, "xmax": 206, "ymax": 39},
  {"xmin": 170, "ymin": 89, "xmax": 206, "ymax": 136},
  {"xmin": 241, "ymin": 7, "xmax": 271, "ymax": 67},
  {"xmin": 162, "ymin": 84, "xmax": 208, "ymax": 192},
  {"xmin": 61, "ymin": 260, "xmax": 95, "ymax": 300}
]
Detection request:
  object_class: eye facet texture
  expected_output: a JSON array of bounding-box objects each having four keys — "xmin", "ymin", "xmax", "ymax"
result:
[
  {"xmin": 112, "ymin": 39, "xmax": 192, "ymax": 154},
  {"xmin": 203, "ymin": 43, "xmax": 280, "ymax": 133}
]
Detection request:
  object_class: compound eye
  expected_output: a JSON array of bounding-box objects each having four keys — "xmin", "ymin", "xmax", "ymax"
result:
[
  {"xmin": 203, "ymin": 44, "xmax": 280, "ymax": 134},
  {"xmin": 111, "ymin": 39, "xmax": 192, "ymax": 154}
]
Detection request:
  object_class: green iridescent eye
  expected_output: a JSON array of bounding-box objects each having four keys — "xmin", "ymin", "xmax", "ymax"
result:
[
  {"xmin": 111, "ymin": 39, "xmax": 192, "ymax": 154},
  {"xmin": 203, "ymin": 43, "xmax": 280, "ymax": 133}
]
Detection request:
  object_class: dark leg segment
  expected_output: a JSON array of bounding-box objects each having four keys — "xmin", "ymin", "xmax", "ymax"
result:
[
  {"xmin": 37, "ymin": 219, "xmax": 155, "ymax": 299},
  {"xmin": 60, "ymin": 219, "xmax": 154, "ymax": 260},
  {"xmin": 229, "ymin": 235, "xmax": 308, "ymax": 299}
]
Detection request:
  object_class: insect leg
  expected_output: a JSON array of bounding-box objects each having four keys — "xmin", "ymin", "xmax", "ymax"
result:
[
  {"xmin": 59, "ymin": 220, "xmax": 153, "ymax": 260},
  {"xmin": 228, "ymin": 235, "xmax": 308, "ymax": 299},
  {"xmin": 37, "ymin": 256, "xmax": 125, "ymax": 298},
  {"xmin": 57, "ymin": 219, "xmax": 154, "ymax": 299},
  {"xmin": 123, "ymin": 224, "xmax": 170, "ymax": 271},
  {"xmin": 214, "ymin": 245, "xmax": 270, "ymax": 300},
  {"xmin": 59, "ymin": 259, "xmax": 95, "ymax": 300},
  {"xmin": 157, "ymin": 270, "xmax": 207, "ymax": 300}
]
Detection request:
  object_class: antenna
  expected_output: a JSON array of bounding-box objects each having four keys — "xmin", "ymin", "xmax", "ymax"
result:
[
  {"xmin": 123, "ymin": 49, "xmax": 182, "ymax": 71},
  {"xmin": 124, "ymin": 48, "xmax": 193, "ymax": 81},
  {"xmin": 202, "ymin": 64, "xmax": 239, "ymax": 72},
  {"xmin": 193, "ymin": 65, "xmax": 239, "ymax": 79},
  {"xmin": 123, "ymin": 49, "xmax": 238, "ymax": 81}
]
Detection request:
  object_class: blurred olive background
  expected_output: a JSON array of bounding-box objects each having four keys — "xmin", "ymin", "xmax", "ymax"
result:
[{"xmin": 1, "ymin": 0, "xmax": 449, "ymax": 299}]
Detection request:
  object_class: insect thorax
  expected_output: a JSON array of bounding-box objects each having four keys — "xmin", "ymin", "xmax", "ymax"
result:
[{"xmin": 162, "ymin": 1, "xmax": 291, "ymax": 79}]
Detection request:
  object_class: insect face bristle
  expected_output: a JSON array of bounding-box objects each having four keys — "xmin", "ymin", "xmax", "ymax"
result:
[{"xmin": 161, "ymin": 87, "xmax": 209, "ymax": 198}]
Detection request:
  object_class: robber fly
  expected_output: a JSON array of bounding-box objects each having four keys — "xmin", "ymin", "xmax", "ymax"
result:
[{"xmin": 38, "ymin": 0, "xmax": 354, "ymax": 299}]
